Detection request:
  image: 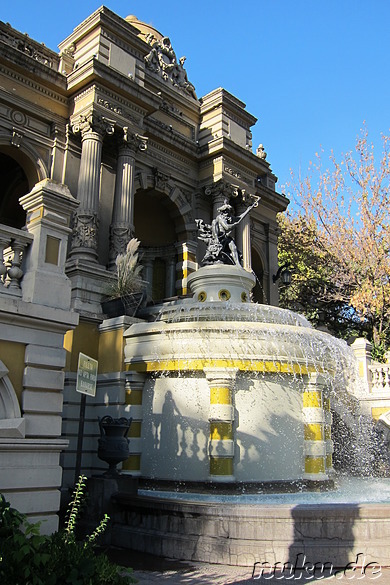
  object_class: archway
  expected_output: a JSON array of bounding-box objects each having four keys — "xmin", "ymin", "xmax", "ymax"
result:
[
  {"xmin": 0, "ymin": 146, "xmax": 42, "ymax": 228},
  {"xmin": 0, "ymin": 360, "xmax": 25, "ymax": 438},
  {"xmin": 134, "ymin": 189, "xmax": 184, "ymax": 302}
]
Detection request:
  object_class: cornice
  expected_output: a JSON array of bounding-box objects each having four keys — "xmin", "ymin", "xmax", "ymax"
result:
[
  {"xmin": 0, "ymin": 63, "xmax": 68, "ymax": 106},
  {"xmin": 145, "ymin": 117, "xmax": 197, "ymax": 156},
  {"xmin": 66, "ymin": 58, "xmax": 162, "ymax": 114},
  {"xmin": 147, "ymin": 140, "xmax": 195, "ymax": 177},
  {"xmin": 199, "ymin": 88, "xmax": 257, "ymax": 127},
  {"xmin": 58, "ymin": 6, "xmax": 147, "ymax": 57}
]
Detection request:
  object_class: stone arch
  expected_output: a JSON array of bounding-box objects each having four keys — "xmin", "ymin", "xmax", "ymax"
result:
[
  {"xmin": 134, "ymin": 173, "xmax": 196, "ymax": 300},
  {"xmin": 0, "ymin": 139, "xmax": 49, "ymax": 228},
  {"xmin": 0, "ymin": 360, "xmax": 25, "ymax": 438},
  {"xmin": 134, "ymin": 172, "xmax": 195, "ymax": 233}
]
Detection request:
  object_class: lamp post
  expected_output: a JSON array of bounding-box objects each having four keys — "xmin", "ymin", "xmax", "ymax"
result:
[{"xmin": 273, "ymin": 263, "xmax": 292, "ymax": 285}]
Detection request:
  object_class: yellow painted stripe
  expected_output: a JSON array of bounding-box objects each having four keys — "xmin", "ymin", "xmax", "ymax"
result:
[
  {"xmin": 125, "ymin": 389, "xmax": 143, "ymax": 405},
  {"xmin": 326, "ymin": 454, "xmax": 333, "ymax": 469},
  {"xmin": 210, "ymin": 421, "xmax": 233, "ymax": 440},
  {"xmin": 122, "ymin": 454, "xmax": 141, "ymax": 471},
  {"xmin": 305, "ymin": 456, "xmax": 325, "ymax": 474},
  {"xmin": 323, "ymin": 397, "xmax": 330, "ymax": 411},
  {"xmin": 182, "ymin": 251, "xmax": 196, "ymax": 262},
  {"xmin": 128, "ymin": 421, "xmax": 142, "ymax": 438},
  {"xmin": 304, "ymin": 423, "xmax": 323, "ymax": 441},
  {"xmin": 324, "ymin": 426, "xmax": 332, "ymax": 440},
  {"xmin": 372, "ymin": 407, "xmax": 390, "ymax": 420},
  {"xmin": 210, "ymin": 387, "xmax": 231, "ymax": 405},
  {"xmin": 210, "ymin": 457, "xmax": 233, "ymax": 476},
  {"xmin": 303, "ymin": 391, "xmax": 322, "ymax": 408},
  {"xmin": 127, "ymin": 359, "xmax": 321, "ymax": 375}
]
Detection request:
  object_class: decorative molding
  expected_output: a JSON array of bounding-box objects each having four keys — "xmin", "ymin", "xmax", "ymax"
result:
[
  {"xmin": 11, "ymin": 127, "xmax": 24, "ymax": 148},
  {"xmin": 71, "ymin": 211, "xmax": 99, "ymax": 251},
  {"xmin": 97, "ymin": 97, "xmax": 123, "ymax": 115},
  {"xmin": 0, "ymin": 27, "xmax": 58, "ymax": 69},
  {"xmin": 109, "ymin": 223, "xmax": 133, "ymax": 258},
  {"xmin": 147, "ymin": 142, "xmax": 191, "ymax": 176},
  {"xmin": 153, "ymin": 167, "xmax": 170, "ymax": 191},
  {"xmin": 0, "ymin": 65, "xmax": 68, "ymax": 105},
  {"xmin": 224, "ymin": 165, "xmax": 242, "ymax": 179},
  {"xmin": 10, "ymin": 109, "xmax": 27, "ymax": 126}
]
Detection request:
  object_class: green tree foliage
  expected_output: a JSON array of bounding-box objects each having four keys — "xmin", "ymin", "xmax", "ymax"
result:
[{"xmin": 278, "ymin": 127, "xmax": 390, "ymax": 354}]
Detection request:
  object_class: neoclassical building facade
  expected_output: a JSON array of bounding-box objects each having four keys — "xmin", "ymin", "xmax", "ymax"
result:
[{"xmin": 0, "ymin": 7, "xmax": 288, "ymax": 529}]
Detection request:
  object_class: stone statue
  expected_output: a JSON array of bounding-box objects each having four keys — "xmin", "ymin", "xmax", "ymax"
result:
[
  {"xmin": 256, "ymin": 144, "xmax": 267, "ymax": 160},
  {"xmin": 144, "ymin": 37, "xmax": 197, "ymax": 99},
  {"xmin": 196, "ymin": 196, "xmax": 260, "ymax": 267}
]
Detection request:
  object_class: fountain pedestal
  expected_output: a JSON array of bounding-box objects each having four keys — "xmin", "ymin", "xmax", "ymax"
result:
[
  {"xmin": 124, "ymin": 263, "xmax": 338, "ymax": 485},
  {"xmin": 187, "ymin": 264, "xmax": 256, "ymax": 304}
]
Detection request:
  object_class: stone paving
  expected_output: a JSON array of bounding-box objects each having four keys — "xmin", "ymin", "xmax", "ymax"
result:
[{"xmin": 108, "ymin": 548, "xmax": 390, "ymax": 584}]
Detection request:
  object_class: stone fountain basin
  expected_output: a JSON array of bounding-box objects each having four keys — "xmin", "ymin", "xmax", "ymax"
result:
[
  {"xmin": 112, "ymin": 492, "xmax": 390, "ymax": 568},
  {"xmin": 124, "ymin": 315, "xmax": 339, "ymax": 375}
]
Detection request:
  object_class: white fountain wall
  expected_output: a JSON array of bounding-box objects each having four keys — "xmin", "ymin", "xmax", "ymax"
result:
[
  {"xmin": 140, "ymin": 373, "xmax": 210, "ymax": 481},
  {"xmin": 234, "ymin": 374, "xmax": 304, "ymax": 482},
  {"xmin": 138, "ymin": 370, "xmax": 305, "ymax": 482}
]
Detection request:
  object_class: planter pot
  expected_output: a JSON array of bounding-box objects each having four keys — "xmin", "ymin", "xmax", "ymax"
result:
[
  {"xmin": 101, "ymin": 292, "xmax": 145, "ymax": 318},
  {"xmin": 97, "ymin": 416, "xmax": 132, "ymax": 477}
]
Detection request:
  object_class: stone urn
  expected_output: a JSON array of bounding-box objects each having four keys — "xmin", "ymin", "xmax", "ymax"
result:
[{"xmin": 97, "ymin": 416, "xmax": 132, "ymax": 477}]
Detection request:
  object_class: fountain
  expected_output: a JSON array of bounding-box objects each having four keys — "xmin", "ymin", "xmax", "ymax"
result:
[{"xmin": 116, "ymin": 197, "xmax": 390, "ymax": 569}]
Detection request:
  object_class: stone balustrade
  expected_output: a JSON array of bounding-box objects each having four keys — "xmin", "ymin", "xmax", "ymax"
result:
[
  {"xmin": 0, "ymin": 224, "xmax": 33, "ymax": 294},
  {"xmin": 369, "ymin": 363, "xmax": 390, "ymax": 394},
  {"xmin": 0, "ymin": 22, "xmax": 60, "ymax": 70}
]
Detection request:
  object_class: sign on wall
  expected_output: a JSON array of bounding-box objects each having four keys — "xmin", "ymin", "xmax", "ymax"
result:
[{"xmin": 76, "ymin": 352, "xmax": 98, "ymax": 397}]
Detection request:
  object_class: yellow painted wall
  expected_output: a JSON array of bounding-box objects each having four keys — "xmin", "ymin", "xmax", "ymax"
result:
[
  {"xmin": 64, "ymin": 322, "xmax": 100, "ymax": 372},
  {"xmin": 98, "ymin": 329, "xmax": 125, "ymax": 373},
  {"xmin": 0, "ymin": 340, "xmax": 25, "ymax": 404}
]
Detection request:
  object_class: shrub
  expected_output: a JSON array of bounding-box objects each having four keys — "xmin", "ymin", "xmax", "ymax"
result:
[{"xmin": 0, "ymin": 476, "xmax": 135, "ymax": 585}]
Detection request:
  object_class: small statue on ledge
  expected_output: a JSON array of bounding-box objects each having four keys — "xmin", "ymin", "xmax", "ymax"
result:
[{"xmin": 196, "ymin": 195, "xmax": 260, "ymax": 267}]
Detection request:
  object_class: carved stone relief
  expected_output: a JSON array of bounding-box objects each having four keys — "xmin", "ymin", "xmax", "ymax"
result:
[
  {"xmin": 144, "ymin": 36, "xmax": 197, "ymax": 99},
  {"xmin": 71, "ymin": 211, "xmax": 99, "ymax": 251}
]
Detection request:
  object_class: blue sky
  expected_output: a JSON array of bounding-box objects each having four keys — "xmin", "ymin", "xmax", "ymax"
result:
[{"xmin": 2, "ymin": 1, "xmax": 389, "ymax": 196}]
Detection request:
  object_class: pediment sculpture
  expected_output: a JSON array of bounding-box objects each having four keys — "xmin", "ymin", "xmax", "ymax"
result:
[{"xmin": 144, "ymin": 35, "xmax": 197, "ymax": 99}]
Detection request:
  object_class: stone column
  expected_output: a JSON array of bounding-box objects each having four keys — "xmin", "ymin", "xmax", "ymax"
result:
[
  {"xmin": 143, "ymin": 256, "xmax": 154, "ymax": 300},
  {"xmin": 302, "ymin": 373, "xmax": 328, "ymax": 481},
  {"xmin": 177, "ymin": 241, "xmax": 197, "ymax": 295},
  {"xmin": 236, "ymin": 201, "xmax": 252, "ymax": 270},
  {"xmin": 109, "ymin": 130, "xmax": 148, "ymax": 267},
  {"xmin": 70, "ymin": 113, "xmax": 115, "ymax": 263},
  {"xmin": 122, "ymin": 372, "xmax": 146, "ymax": 476},
  {"xmin": 165, "ymin": 255, "xmax": 177, "ymax": 298},
  {"xmin": 205, "ymin": 368, "xmax": 237, "ymax": 482}
]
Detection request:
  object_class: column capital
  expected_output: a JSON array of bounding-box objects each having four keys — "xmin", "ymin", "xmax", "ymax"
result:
[
  {"xmin": 71, "ymin": 111, "xmax": 115, "ymax": 139},
  {"xmin": 123, "ymin": 128, "xmax": 148, "ymax": 152},
  {"xmin": 204, "ymin": 368, "xmax": 238, "ymax": 386},
  {"xmin": 205, "ymin": 179, "xmax": 250, "ymax": 205}
]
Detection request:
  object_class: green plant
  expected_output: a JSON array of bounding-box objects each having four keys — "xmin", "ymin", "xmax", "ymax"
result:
[
  {"xmin": 0, "ymin": 477, "xmax": 136, "ymax": 585},
  {"xmin": 104, "ymin": 238, "xmax": 146, "ymax": 299}
]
